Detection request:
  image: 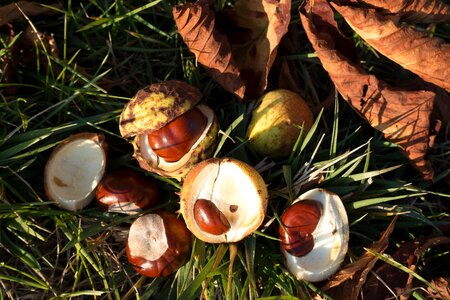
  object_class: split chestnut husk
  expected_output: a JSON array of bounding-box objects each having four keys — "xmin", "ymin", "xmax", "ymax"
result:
[
  {"xmin": 44, "ymin": 132, "xmax": 108, "ymax": 211},
  {"xmin": 180, "ymin": 157, "xmax": 268, "ymax": 243},
  {"xmin": 279, "ymin": 188, "xmax": 349, "ymax": 282},
  {"xmin": 119, "ymin": 80, "xmax": 219, "ymax": 181}
]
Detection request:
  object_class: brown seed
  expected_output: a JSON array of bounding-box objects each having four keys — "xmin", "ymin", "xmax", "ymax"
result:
[
  {"xmin": 279, "ymin": 200, "xmax": 322, "ymax": 257},
  {"xmin": 147, "ymin": 107, "xmax": 207, "ymax": 162},
  {"xmin": 194, "ymin": 199, "xmax": 231, "ymax": 235}
]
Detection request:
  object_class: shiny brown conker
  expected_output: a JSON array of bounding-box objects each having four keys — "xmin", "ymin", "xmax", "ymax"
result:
[
  {"xmin": 126, "ymin": 211, "xmax": 192, "ymax": 277},
  {"xmin": 193, "ymin": 199, "xmax": 231, "ymax": 235},
  {"xmin": 279, "ymin": 200, "xmax": 322, "ymax": 257},
  {"xmin": 147, "ymin": 107, "xmax": 207, "ymax": 162},
  {"xmin": 96, "ymin": 168, "xmax": 159, "ymax": 212}
]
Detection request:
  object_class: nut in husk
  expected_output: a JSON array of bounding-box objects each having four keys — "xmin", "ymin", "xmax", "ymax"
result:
[
  {"xmin": 279, "ymin": 188, "xmax": 349, "ymax": 282},
  {"xmin": 180, "ymin": 157, "xmax": 268, "ymax": 244},
  {"xmin": 119, "ymin": 80, "xmax": 219, "ymax": 180}
]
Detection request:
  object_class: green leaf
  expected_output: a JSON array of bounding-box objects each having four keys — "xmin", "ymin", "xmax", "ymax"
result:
[
  {"xmin": 178, "ymin": 244, "xmax": 228, "ymax": 299},
  {"xmin": 0, "ymin": 230, "xmax": 41, "ymax": 270},
  {"xmin": 350, "ymin": 192, "xmax": 427, "ymax": 209}
]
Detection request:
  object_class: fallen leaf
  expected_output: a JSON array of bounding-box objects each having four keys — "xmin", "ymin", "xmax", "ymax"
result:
[
  {"xmin": 300, "ymin": 0, "xmax": 440, "ymax": 180},
  {"xmin": 331, "ymin": 2, "xmax": 450, "ymax": 92},
  {"xmin": 428, "ymin": 277, "xmax": 450, "ymax": 299},
  {"xmin": 0, "ymin": 1, "xmax": 62, "ymax": 27},
  {"xmin": 270, "ymin": 25, "xmax": 304, "ymax": 96},
  {"xmin": 362, "ymin": 239, "xmax": 420, "ymax": 299},
  {"xmin": 362, "ymin": 236, "xmax": 450, "ymax": 299},
  {"xmin": 357, "ymin": 0, "xmax": 450, "ymax": 23},
  {"xmin": 173, "ymin": 0, "xmax": 291, "ymax": 101},
  {"xmin": 320, "ymin": 215, "xmax": 398, "ymax": 300},
  {"xmin": 403, "ymin": 80, "xmax": 450, "ymax": 132}
]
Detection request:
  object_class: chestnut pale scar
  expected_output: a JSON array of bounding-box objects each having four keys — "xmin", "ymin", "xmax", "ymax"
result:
[
  {"xmin": 229, "ymin": 205, "xmax": 238, "ymax": 212},
  {"xmin": 53, "ymin": 176, "xmax": 68, "ymax": 187}
]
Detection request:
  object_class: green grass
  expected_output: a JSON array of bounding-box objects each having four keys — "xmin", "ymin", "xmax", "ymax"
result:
[{"xmin": 1, "ymin": 1, "xmax": 450, "ymax": 299}]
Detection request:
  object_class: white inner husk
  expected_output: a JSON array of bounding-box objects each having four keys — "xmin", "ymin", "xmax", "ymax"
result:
[
  {"xmin": 284, "ymin": 188, "xmax": 349, "ymax": 282},
  {"xmin": 46, "ymin": 138, "xmax": 105, "ymax": 210},
  {"xmin": 139, "ymin": 105, "xmax": 214, "ymax": 171},
  {"xmin": 128, "ymin": 214, "xmax": 168, "ymax": 261},
  {"xmin": 190, "ymin": 160, "xmax": 262, "ymax": 242}
]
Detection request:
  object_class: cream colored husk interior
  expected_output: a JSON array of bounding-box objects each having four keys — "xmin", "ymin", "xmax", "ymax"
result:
[
  {"xmin": 46, "ymin": 139, "xmax": 106, "ymax": 211},
  {"xmin": 139, "ymin": 105, "xmax": 213, "ymax": 171},
  {"xmin": 189, "ymin": 160, "xmax": 263, "ymax": 242}
]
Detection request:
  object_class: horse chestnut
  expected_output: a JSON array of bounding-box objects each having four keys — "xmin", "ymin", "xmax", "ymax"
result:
[
  {"xmin": 96, "ymin": 168, "xmax": 159, "ymax": 214},
  {"xmin": 279, "ymin": 200, "xmax": 322, "ymax": 257},
  {"xmin": 180, "ymin": 157, "xmax": 268, "ymax": 244},
  {"xmin": 44, "ymin": 132, "xmax": 108, "ymax": 211},
  {"xmin": 119, "ymin": 80, "xmax": 219, "ymax": 180},
  {"xmin": 279, "ymin": 189, "xmax": 349, "ymax": 282},
  {"xmin": 147, "ymin": 107, "xmax": 207, "ymax": 163},
  {"xmin": 126, "ymin": 212, "xmax": 192, "ymax": 277},
  {"xmin": 247, "ymin": 89, "xmax": 314, "ymax": 158},
  {"xmin": 193, "ymin": 199, "xmax": 231, "ymax": 235}
]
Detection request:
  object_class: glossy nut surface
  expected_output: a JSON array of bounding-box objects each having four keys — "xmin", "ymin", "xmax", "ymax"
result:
[
  {"xmin": 180, "ymin": 157, "xmax": 268, "ymax": 243},
  {"xmin": 147, "ymin": 107, "xmax": 207, "ymax": 162},
  {"xmin": 280, "ymin": 188, "xmax": 350, "ymax": 282},
  {"xmin": 126, "ymin": 211, "xmax": 192, "ymax": 277},
  {"xmin": 279, "ymin": 200, "xmax": 322, "ymax": 257},
  {"xmin": 193, "ymin": 199, "xmax": 231, "ymax": 235},
  {"xmin": 95, "ymin": 168, "xmax": 159, "ymax": 213}
]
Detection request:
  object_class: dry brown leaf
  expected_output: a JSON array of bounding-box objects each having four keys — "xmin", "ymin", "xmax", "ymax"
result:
[
  {"xmin": 362, "ymin": 236, "xmax": 450, "ymax": 299},
  {"xmin": 0, "ymin": 1, "xmax": 62, "ymax": 27},
  {"xmin": 173, "ymin": 0, "xmax": 291, "ymax": 101},
  {"xmin": 320, "ymin": 216, "xmax": 398, "ymax": 299},
  {"xmin": 172, "ymin": 1, "xmax": 245, "ymax": 98},
  {"xmin": 322, "ymin": 216, "xmax": 398, "ymax": 290},
  {"xmin": 300, "ymin": 0, "xmax": 440, "ymax": 180},
  {"xmin": 362, "ymin": 239, "xmax": 421, "ymax": 299},
  {"xmin": 331, "ymin": 2, "xmax": 450, "ymax": 92},
  {"xmin": 357, "ymin": 0, "xmax": 450, "ymax": 23},
  {"xmin": 428, "ymin": 277, "xmax": 450, "ymax": 299}
]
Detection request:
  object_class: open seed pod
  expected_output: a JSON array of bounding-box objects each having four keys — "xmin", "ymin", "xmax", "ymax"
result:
[
  {"xmin": 180, "ymin": 157, "xmax": 268, "ymax": 243},
  {"xmin": 126, "ymin": 211, "xmax": 192, "ymax": 277},
  {"xmin": 44, "ymin": 132, "xmax": 108, "ymax": 211},
  {"xmin": 119, "ymin": 80, "xmax": 219, "ymax": 181},
  {"xmin": 95, "ymin": 168, "xmax": 160, "ymax": 214},
  {"xmin": 279, "ymin": 188, "xmax": 349, "ymax": 282}
]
